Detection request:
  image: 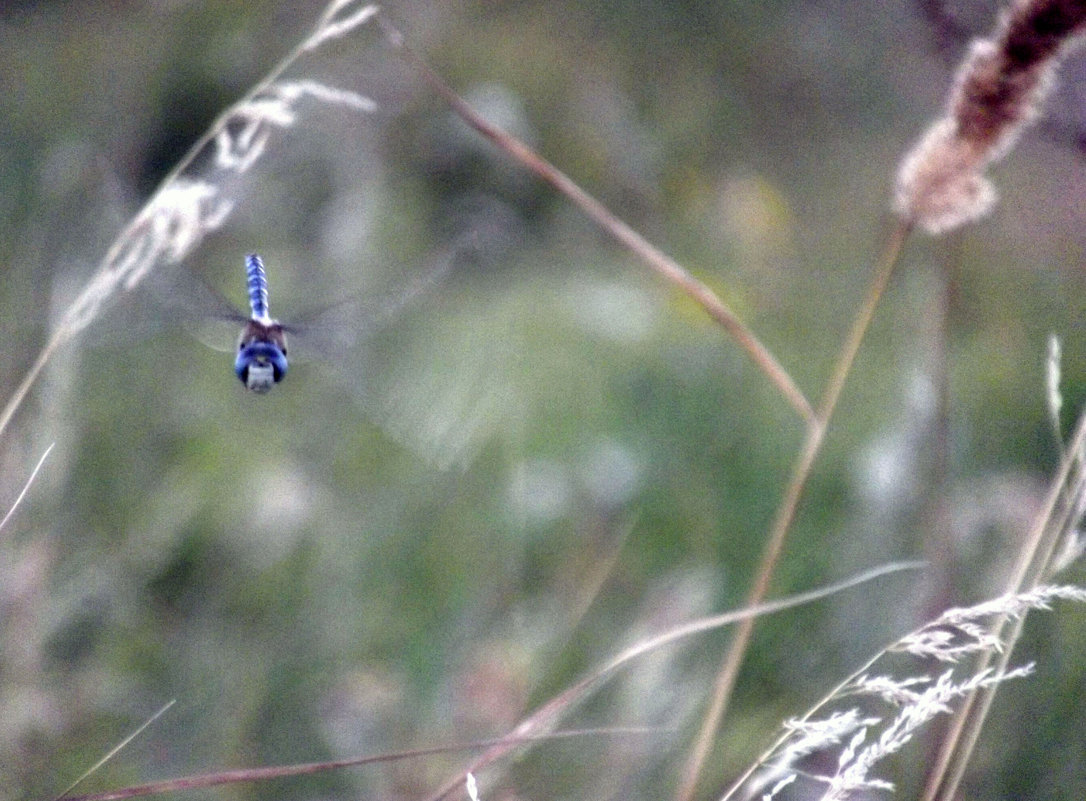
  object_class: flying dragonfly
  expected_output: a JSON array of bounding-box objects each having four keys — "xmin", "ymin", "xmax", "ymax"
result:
[
  {"xmin": 144, "ymin": 249, "xmax": 451, "ymax": 395},
  {"xmin": 235, "ymin": 253, "xmax": 289, "ymax": 392},
  {"xmin": 96, "ymin": 239, "xmax": 511, "ymax": 466}
]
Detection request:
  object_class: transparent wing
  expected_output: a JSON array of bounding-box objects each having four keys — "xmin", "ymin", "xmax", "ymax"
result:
[
  {"xmin": 147, "ymin": 260, "xmax": 250, "ymax": 353},
  {"xmin": 80, "ymin": 256, "xmax": 246, "ymax": 353},
  {"xmin": 325, "ymin": 236, "xmax": 528, "ymax": 470},
  {"xmin": 281, "ymin": 242, "xmax": 456, "ymax": 364}
]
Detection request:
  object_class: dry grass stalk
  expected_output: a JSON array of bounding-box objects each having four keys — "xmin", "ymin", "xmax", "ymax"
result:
[{"xmin": 373, "ymin": 11, "xmax": 818, "ymax": 426}]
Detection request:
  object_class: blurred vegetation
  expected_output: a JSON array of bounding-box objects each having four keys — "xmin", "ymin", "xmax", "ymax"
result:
[{"xmin": 0, "ymin": 1, "xmax": 1083, "ymax": 799}]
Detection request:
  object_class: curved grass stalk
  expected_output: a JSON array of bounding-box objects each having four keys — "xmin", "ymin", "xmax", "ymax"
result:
[
  {"xmin": 374, "ymin": 12, "xmax": 817, "ymax": 427},
  {"xmin": 372, "ymin": 16, "xmax": 922, "ymax": 799},
  {"xmin": 57, "ymin": 728, "xmax": 658, "ymax": 801}
]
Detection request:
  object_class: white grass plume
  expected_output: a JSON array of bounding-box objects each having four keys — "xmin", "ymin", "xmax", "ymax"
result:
[{"xmin": 729, "ymin": 584, "xmax": 1086, "ymax": 801}]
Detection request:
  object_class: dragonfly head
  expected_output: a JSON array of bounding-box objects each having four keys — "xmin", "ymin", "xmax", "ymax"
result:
[{"xmin": 235, "ymin": 320, "xmax": 288, "ymax": 393}]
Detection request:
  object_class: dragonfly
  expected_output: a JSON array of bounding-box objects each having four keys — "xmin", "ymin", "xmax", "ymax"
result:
[
  {"xmin": 132, "ymin": 249, "xmax": 450, "ymax": 395},
  {"xmin": 101, "ymin": 240, "xmax": 509, "ymax": 466},
  {"xmin": 235, "ymin": 253, "xmax": 289, "ymax": 393}
]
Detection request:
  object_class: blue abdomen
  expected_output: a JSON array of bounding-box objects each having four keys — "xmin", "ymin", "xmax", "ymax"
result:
[{"xmin": 246, "ymin": 253, "xmax": 270, "ymax": 320}]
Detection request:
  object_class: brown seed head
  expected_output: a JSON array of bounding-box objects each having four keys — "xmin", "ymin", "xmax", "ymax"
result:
[{"xmin": 894, "ymin": 0, "xmax": 1086, "ymax": 234}]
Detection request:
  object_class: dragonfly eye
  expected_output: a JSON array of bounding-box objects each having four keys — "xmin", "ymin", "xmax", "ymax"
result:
[{"xmin": 235, "ymin": 341, "xmax": 289, "ymax": 391}]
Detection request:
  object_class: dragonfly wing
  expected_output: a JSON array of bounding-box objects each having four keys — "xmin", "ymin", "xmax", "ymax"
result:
[
  {"xmin": 341, "ymin": 279, "xmax": 527, "ymax": 471},
  {"xmin": 82, "ymin": 259, "xmax": 244, "ymax": 353},
  {"xmin": 139, "ymin": 260, "xmax": 248, "ymax": 352},
  {"xmin": 282, "ymin": 240, "xmax": 459, "ymax": 362}
]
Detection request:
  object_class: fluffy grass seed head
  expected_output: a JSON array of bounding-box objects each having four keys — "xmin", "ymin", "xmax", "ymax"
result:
[{"xmin": 894, "ymin": 0, "xmax": 1086, "ymax": 234}]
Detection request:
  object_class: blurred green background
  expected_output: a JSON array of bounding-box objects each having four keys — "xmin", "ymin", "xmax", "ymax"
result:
[{"xmin": 0, "ymin": 1, "xmax": 1083, "ymax": 799}]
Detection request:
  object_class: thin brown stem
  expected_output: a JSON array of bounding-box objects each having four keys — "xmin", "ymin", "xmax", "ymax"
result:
[
  {"xmin": 376, "ymin": 13, "xmax": 816, "ymax": 427},
  {"xmin": 676, "ymin": 218, "xmax": 911, "ymax": 801},
  {"xmin": 56, "ymin": 729, "xmax": 657, "ymax": 801}
]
